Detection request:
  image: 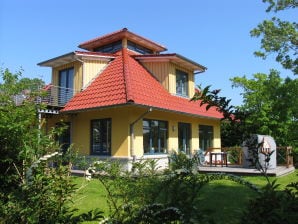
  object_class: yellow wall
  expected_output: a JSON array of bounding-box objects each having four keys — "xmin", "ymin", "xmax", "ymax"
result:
[
  {"xmin": 45, "ymin": 106, "xmax": 221, "ymax": 158},
  {"xmin": 132, "ymin": 109, "xmax": 221, "ymax": 156}
]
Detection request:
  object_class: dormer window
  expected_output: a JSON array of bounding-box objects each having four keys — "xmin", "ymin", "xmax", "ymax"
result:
[{"xmin": 176, "ymin": 69, "xmax": 188, "ymax": 97}]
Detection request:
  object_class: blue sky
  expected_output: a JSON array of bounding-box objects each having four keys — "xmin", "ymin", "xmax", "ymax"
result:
[{"xmin": 0, "ymin": 0, "xmax": 296, "ymax": 105}]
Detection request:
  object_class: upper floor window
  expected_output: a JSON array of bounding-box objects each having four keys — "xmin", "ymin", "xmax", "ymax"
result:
[
  {"xmin": 143, "ymin": 119, "xmax": 168, "ymax": 154},
  {"xmin": 199, "ymin": 125, "xmax": 214, "ymax": 151},
  {"xmin": 127, "ymin": 40, "xmax": 153, "ymax": 55},
  {"xmin": 94, "ymin": 40, "xmax": 122, "ymax": 53},
  {"xmin": 59, "ymin": 67, "xmax": 74, "ymax": 106},
  {"xmin": 91, "ymin": 118, "xmax": 111, "ymax": 156},
  {"xmin": 176, "ymin": 70, "xmax": 188, "ymax": 97}
]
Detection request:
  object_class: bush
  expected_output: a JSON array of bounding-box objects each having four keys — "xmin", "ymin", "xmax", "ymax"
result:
[{"xmin": 241, "ymin": 180, "xmax": 298, "ymax": 224}]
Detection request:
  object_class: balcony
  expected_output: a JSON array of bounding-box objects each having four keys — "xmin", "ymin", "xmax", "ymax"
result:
[{"xmin": 36, "ymin": 85, "xmax": 78, "ymax": 108}]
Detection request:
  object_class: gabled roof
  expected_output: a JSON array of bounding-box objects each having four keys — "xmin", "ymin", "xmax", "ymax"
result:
[
  {"xmin": 62, "ymin": 49, "xmax": 222, "ymax": 119},
  {"xmin": 79, "ymin": 28, "xmax": 167, "ymax": 53}
]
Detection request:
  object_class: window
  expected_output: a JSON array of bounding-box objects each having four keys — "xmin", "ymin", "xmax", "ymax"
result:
[
  {"xmin": 59, "ymin": 67, "xmax": 74, "ymax": 106},
  {"xmin": 176, "ymin": 70, "xmax": 188, "ymax": 97},
  {"xmin": 94, "ymin": 40, "xmax": 122, "ymax": 53},
  {"xmin": 143, "ymin": 119, "xmax": 168, "ymax": 154},
  {"xmin": 127, "ymin": 40, "xmax": 153, "ymax": 54},
  {"xmin": 178, "ymin": 122, "xmax": 191, "ymax": 154},
  {"xmin": 56, "ymin": 122, "xmax": 71, "ymax": 154},
  {"xmin": 91, "ymin": 119, "xmax": 111, "ymax": 155},
  {"xmin": 199, "ymin": 125, "xmax": 214, "ymax": 151}
]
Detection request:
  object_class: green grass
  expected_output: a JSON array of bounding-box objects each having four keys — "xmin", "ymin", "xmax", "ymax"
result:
[
  {"xmin": 72, "ymin": 177, "xmax": 109, "ymax": 216},
  {"xmin": 242, "ymin": 171, "xmax": 298, "ymax": 188},
  {"xmin": 71, "ymin": 170, "xmax": 298, "ymax": 223}
]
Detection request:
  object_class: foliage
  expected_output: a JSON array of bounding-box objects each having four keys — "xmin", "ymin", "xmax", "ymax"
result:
[
  {"xmin": 192, "ymin": 76, "xmax": 298, "ymax": 224},
  {"xmin": 241, "ymin": 179, "xmax": 298, "ymax": 224},
  {"xmin": 251, "ymin": 0, "xmax": 298, "ymax": 74},
  {"xmin": 194, "ymin": 71, "xmax": 297, "ymax": 148},
  {"xmin": 262, "ymin": 0, "xmax": 298, "ymax": 12},
  {"xmin": 89, "ymin": 156, "xmax": 268, "ymax": 224},
  {"xmin": 168, "ymin": 151, "xmax": 199, "ymax": 172},
  {"xmin": 0, "ymin": 68, "xmax": 103, "ymax": 223},
  {"xmin": 191, "ymin": 85, "xmax": 248, "ymax": 147},
  {"xmin": 230, "ymin": 70, "xmax": 297, "ymax": 147}
]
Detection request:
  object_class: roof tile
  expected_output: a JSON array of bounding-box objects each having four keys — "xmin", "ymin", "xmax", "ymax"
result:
[{"xmin": 62, "ymin": 49, "xmax": 222, "ymax": 119}]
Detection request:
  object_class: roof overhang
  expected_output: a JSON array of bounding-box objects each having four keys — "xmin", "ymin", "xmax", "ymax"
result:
[
  {"xmin": 61, "ymin": 102, "xmax": 221, "ymax": 120},
  {"xmin": 78, "ymin": 28, "xmax": 167, "ymax": 53},
  {"xmin": 38, "ymin": 51, "xmax": 115, "ymax": 67},
  {"xmin": 134, "ymin": 54, "xmax": 207, "ymax": 73}
]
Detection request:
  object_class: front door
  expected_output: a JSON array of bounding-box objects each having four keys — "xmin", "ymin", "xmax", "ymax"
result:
[{"xmin": 178, "ymin": 122, "xmax": 191, "ymax": 155}]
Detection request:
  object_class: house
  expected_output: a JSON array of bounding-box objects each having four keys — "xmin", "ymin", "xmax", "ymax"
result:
[{"xmin": 38, "ymin": 28, "xmax": 223, "ymax": 169}]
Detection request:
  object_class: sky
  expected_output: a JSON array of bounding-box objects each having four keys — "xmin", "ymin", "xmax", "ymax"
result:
[{"xmin": 0, "ymin": 0, "xmax": 296, "ymax": 105}]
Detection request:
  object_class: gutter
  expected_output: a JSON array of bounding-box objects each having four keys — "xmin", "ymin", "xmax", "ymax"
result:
[{"xmin": 130, "ymin": 107, "xmax": 152, "ymax": 161}]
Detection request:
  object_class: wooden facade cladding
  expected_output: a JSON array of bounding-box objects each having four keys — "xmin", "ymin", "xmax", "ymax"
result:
[
  {"xmin": 82, "ymin": 59, "xmax": 110, "ymax": 89},
  {"xmin": 52, "ymin": 59, "xmax": 110, "ymax": 91},
  {"xmin": 141, "ymin": 61, "xmax": 195, "ymax": 97},
  {"xmin": 141, "ymin": 61, "xmax": 170, "ymax": 91}
]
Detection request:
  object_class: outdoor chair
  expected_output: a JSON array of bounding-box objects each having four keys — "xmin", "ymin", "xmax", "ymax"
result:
[{"xmin": 194, "ymin": 149, "xmax": 207, "ymax": 166}]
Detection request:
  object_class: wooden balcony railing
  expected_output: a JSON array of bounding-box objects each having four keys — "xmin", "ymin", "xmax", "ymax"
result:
[
  {"xmin": 220, "ymin": 146, "xmax": 293, "ymax": 167},
  {"xmin": 276, "ymin": 146, "xmax": 293, "ymax": 168}
]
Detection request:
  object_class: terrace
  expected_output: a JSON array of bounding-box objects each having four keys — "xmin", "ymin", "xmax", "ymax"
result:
[{"xmin": 198, "ymin": 146, "xmax": 295, "ymax": 176}]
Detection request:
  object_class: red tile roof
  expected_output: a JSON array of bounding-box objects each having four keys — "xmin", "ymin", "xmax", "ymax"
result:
[{"xmin": 62, "ymin": 49, "xmax": 222, "ymax": 119}]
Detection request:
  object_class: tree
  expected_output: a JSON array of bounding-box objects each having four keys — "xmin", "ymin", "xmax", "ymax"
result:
[
  {"xmin": 0, "ymin": 68, "xmax": 103, "ymax": 223},
  {"xmin": 0, "ymin": 68, "xmax": 43, "ymax": 191},
  {"xmin": 230, "ymin": 70, "xmax": 297, "ymax": 147},
  {"xmin": 251, "ymin": 0, "xmax": 298, "ymax": 74}
]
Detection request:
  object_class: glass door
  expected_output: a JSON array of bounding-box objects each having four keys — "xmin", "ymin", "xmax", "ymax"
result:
[
  {"xmin": 178, "ymin": 122, "xmax": 191, "ymax": 155},
  {"xmin": 58, "ymin": 68, "xmax": 74, "ymax": 106},
  {"xmin": 199, "ymin": 125, "xmax": 214, "ymax": 152}
]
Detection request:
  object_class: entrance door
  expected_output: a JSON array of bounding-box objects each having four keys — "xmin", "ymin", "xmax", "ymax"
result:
[{"xmin": 178, "ymin": 122, "xmax": 191, "ymax": 154}]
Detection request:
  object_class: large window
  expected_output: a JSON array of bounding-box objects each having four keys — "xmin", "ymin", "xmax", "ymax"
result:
[
  {"xmin": 127, "ymin": 40, "xmax": 153, "ymax": 54},
  {"xmin": 59, "ymin": 67, "xmax": 74, "ymax": 106},
  {"xmin": 143, "ymin": 119, "xmax": 168, "ymax": 154},
  {"xmin": 94, "ymin": 40, "xmax": 122, "ymax": 53},
  {"xmin": 176, "ymin": 70, "xmax": 188, "ymax": 97},
  {"xmin": 199, "ymin": 125, "xmax": 214, "ymax": 151},
  {"xmin": 91, "ymin": 119, "xmax": 111, "ymax": 155}
]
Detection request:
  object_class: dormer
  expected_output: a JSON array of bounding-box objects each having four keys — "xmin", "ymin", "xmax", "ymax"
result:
[
  {"xmin": 134, "ymin": 54, "xmax": 206, "ymax": 98},
  {"xmin": 78, "ymin": 28, "xmax": 167, "ymax": 54}
]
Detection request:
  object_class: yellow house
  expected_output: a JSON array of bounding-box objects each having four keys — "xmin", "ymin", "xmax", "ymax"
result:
[{"xmin": 38, "ymin": 28, "xmax": 222, "ymax": 169}]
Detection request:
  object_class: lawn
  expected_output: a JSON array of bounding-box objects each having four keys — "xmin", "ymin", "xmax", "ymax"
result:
[{"xmin": 71, "ymin": 170, "xmax": 298, "ymax": 223}]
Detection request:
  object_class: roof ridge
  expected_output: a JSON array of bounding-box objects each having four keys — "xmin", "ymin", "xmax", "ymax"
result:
[{"xmin": 122, "ymin": 48, "xmax": 135, "ymax": 102}]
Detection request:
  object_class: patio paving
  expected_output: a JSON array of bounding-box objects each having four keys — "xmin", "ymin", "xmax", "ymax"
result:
[{"xmin": 197, "ymin": 165, "xmax": 295, "ymax": 177}]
